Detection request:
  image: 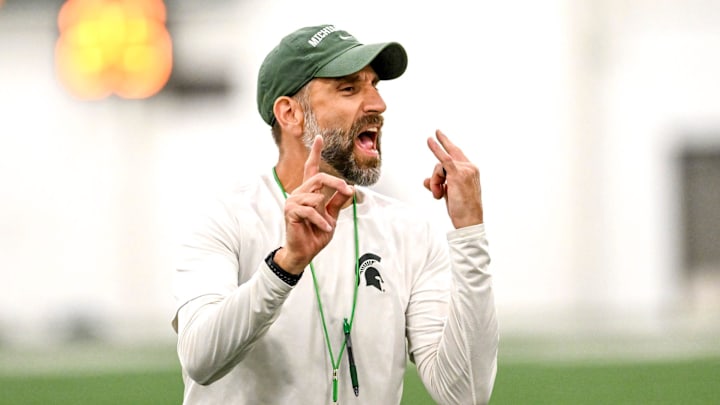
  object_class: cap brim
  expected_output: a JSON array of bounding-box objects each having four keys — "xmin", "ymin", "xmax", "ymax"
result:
[{"xmin": 315, "ymin": 42, "xmax": 407, "ymax": 80}]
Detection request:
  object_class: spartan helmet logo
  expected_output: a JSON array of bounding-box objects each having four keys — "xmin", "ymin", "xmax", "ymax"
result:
[{"xmin": 358, "ymin": 253, "xmax": 384, "ymax": 292}]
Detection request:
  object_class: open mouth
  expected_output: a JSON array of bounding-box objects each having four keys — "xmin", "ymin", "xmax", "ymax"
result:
[{"xmin": 356, "ymin": 127, "xmax": 379, "ymax": 157}]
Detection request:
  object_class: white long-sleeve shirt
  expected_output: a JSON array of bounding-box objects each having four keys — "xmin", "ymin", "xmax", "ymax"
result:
[{"xmin": 172, "ymin": 171, "xmax": 498, "ymax": 404}]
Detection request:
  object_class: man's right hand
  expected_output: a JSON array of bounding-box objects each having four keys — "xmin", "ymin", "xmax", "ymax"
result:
[{"xmin": 273, "ymin": 135, "xmax": 355, "ymax": 275}]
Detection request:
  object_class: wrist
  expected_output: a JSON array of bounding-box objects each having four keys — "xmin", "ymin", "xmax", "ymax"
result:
[
  {"xmin": 266, "ymin": 247, "xmax": 303, "ymax": 286},
  {"xmin": 272, "ymin": 247, "xmax": 307, "ymax": 275}
]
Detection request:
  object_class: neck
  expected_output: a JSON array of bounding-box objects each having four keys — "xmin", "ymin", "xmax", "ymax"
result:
[{"xmin": 273, "ymin": 159, "xmax": 304, "ymax": 194}]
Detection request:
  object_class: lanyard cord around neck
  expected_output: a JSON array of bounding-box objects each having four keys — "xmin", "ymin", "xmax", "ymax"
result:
[{"xmin": 272, "ymin": 167, "xmax": 360, "ymax": 402}]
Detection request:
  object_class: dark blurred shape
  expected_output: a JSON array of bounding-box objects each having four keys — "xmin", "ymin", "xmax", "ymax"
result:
[
  {"xmin": 160, "ymin": 3, "xmax": 235, "ymax": 100},
  {"xmin": 1, "ymin": 0, "xmax": 66, "ymax": 12},
  {"xmin": 680, "ymin": 145, "xmax": 720, "ymax": 275},
  {"xmin": 52, "ymin": 308, "xmax": 107, "ymax": 344},
  {"xmin": 163, "ymin": 62, "xmax": 231, "ymax": 98}
]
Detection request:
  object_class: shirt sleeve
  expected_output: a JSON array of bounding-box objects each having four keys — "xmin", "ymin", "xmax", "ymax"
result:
[
  {"xmin": 172, "ymin": 200, "xmax": 293, "ymax": 385},
  {"xmin": 406, "ymin": 223, "xmax": 498, "ymax": 405}
]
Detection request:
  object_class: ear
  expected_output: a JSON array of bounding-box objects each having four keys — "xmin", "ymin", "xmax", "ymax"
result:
[{"xmin": 273, "ymin": 96, "xmax": 304, "ymax": 138}]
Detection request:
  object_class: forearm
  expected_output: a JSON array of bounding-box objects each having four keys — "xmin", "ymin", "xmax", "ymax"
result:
[
  {"xmin": 176, "ymin": 263, "xmax": 293, "ymax": 385},
  {"xmin": 416, "ymin": 225, "xmax": 499, "ymax": 405}
]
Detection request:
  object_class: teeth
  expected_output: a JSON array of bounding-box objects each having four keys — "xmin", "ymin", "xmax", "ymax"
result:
[{"xmin": 366, "ymin": 127, "xmax": 378, "ymax": 133}]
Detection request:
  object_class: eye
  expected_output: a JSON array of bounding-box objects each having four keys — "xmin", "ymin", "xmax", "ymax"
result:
[{"xmin": 340, "ymin": 86, "xmax": 355, "ymax": 93}]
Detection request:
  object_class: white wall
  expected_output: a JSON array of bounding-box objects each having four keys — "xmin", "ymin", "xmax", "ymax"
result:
[{"xmin": 576, "ymin": 1, "xmax": 720, "ymax": 322}]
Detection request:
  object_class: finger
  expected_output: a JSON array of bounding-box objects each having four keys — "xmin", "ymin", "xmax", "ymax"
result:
[
  {"xmin": 424, "ymin": 181, "xmax": 445, "ymax": 200},
  {"xmin": 287, "ymin": 192, "xmax": 326, "ymax": 210},
  {"xmin": 427, "ymin": 136, "xmax": 456, "ymax": 173},
  {"xmin": 427, "ymin": 163, "xmax": 446, "ymax": 199},
  {"xmin": 325, "ymin": 187, "xmax": 354, "ymax": 218},
  {"xmin": 435, "ymin": 129, "xmax": 469, "ymax": 161},
  {"xmin": 436, "ymin": 164, "xmax": 447, "ymax": 180},
  {"xmin": 295, "ymin": 172, "xmax": 353, "ymax": 196},
  {"xmin": 303, "ymin": 135, "xmax": 323, "ymax": 182},
  {"xmin": 287, "ymin": 205, "xmax": 333, "ymax": 232}
]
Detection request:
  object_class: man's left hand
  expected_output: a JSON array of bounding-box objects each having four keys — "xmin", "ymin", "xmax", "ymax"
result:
[{"xmin": 424, "ymin": 129, "xmax": 484, "ymax": 229}]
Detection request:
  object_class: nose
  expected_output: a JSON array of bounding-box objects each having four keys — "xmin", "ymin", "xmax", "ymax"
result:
[{"xmin": 363, "ymin": 86, "xmax": 387, "ymax": 115}]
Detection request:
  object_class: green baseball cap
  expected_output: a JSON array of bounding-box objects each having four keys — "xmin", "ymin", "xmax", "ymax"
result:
[{"xmin": 257, "ymin": 24, "xmax": 408, "ymax": 125}]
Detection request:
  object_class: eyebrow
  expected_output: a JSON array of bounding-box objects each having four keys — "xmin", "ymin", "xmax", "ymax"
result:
[
  {"xmin": 334, "ymin": 73, "xmax": 361, "ymax": 83},
  {"xmin": 334, "ymin": 71, "xmax": 380, "ymax": 85}
]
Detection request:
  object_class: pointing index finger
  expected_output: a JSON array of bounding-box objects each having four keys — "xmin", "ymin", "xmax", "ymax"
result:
[{"xmin": 303, "ymin": 134, "xmax": 323, "ymax": 182}]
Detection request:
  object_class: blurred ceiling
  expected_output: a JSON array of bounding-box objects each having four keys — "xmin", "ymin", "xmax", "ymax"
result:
[{"xmin": 1, "ymin": 0, "xmax": 236, "ymax": 15}]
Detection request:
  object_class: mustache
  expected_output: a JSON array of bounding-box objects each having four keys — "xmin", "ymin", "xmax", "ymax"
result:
[{"xmin": 350, "ymin": 114, "xmax": 384, "ymax": 136}]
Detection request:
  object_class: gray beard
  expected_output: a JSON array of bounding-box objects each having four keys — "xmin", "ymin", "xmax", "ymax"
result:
[{"xmin": 301, "ymin": 110, "xmax": 382, "ymax": 186}]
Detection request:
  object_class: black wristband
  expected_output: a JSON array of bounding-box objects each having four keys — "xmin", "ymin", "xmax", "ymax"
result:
[{"xmin": 265, "ymin": 247, "xmax": 302, "ymax": 286}]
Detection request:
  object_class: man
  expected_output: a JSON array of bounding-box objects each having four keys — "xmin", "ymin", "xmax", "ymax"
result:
[{"xmin": 172, "ymin": 24, "xmax": 498, "ymax": 404}]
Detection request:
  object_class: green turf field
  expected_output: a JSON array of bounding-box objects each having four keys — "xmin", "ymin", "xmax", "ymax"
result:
[{"xmin": 1, "ymin": 355, "xmax": 719, "ymax": 404}]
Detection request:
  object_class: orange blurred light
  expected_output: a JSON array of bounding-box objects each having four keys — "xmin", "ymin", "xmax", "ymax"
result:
[{"xmin": 55, "ymin": 0, "xmax": 173, "ymax": 100}]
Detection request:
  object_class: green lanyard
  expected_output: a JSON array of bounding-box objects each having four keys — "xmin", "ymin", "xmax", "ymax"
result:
[{"xmin": 272, "ymin": 167, "xmax": 360, "ymax": 402}]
